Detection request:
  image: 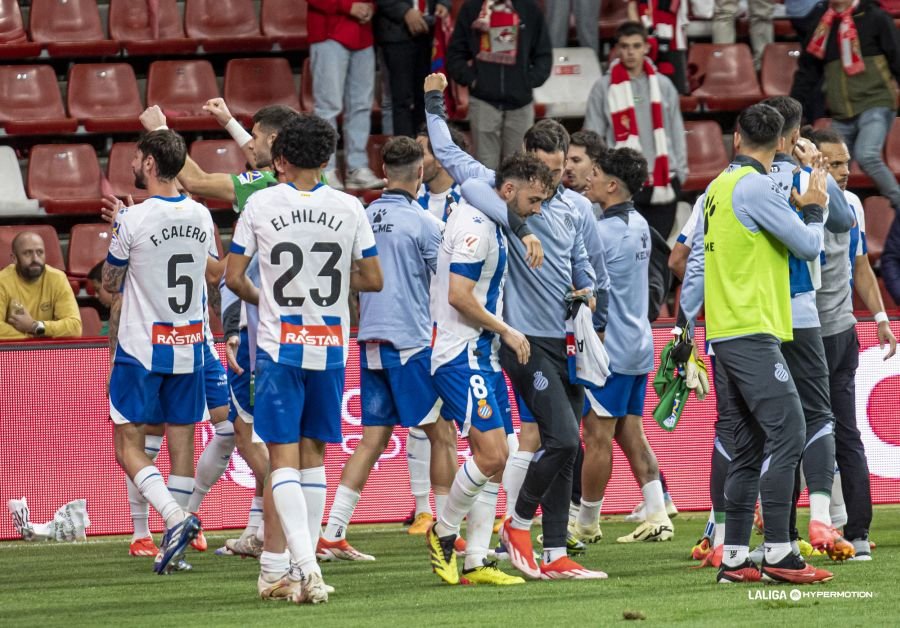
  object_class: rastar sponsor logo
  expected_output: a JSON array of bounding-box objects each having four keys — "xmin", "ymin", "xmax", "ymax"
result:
[
  {"xmin": 280, "ymin": 323, "xmax": 344, "ymax": 346},
  {"xmin": 152, "ymin": 322, "xmax": 204, "ymax": 345}
]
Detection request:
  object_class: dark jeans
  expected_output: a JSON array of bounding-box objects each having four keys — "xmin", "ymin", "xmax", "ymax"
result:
[
  {"xmin": 634, "ymin": 177, "xmax": 681, "ymax": 240},
  {"xmin": 380, "ymin": 35, "xmax": 432, "ymax": 138}
]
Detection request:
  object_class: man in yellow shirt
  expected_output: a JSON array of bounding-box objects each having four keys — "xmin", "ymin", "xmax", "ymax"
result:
[{"xmin": 0, "ymin": 232, "xmax": 82, "ymax": 339}]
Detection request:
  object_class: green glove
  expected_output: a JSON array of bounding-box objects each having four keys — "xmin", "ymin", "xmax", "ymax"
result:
[{"xmin": 653, "ymin": 376, "xmax": 689, "ymax": 431}]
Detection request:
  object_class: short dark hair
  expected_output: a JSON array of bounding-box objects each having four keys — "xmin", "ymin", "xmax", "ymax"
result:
[
  {"xmin": 594, "ymin": 147, "xmax": 648, "ymax": 197},
  {"xmin": 736, "ymin": 104, "xmax": 785, "ymax": 151},
  {"xmin": 570, "ymin": 129, "xmax": 606, "ymax": 154},
  {"xmin": 616, "ymin": 21, "xmax": 648, "ymax": 43},
  {"xmin": 137, "ymin": 129, "xmax": 187, "ymax": 181},
  {"xmin": 495, "ymin": 152, "xmax": 554, "ymax": 195},
  {"xmin": 524, "ymin": 119, "xmax": 569, "ymax": 155},
  {"xmin": 271, "ymin": 114, "xmax": 337, "ymax": 169},
  {"xmin": 417, "ymin": 123, "xmax": 469, "ymax": 155},
  {"xmin": 252, "ymin": 105, "xmax": 300, "ymax": 133},
  {"xmin": 800, "ymin": 125, "xmax": 845, "ymax": 147},
  {"xmin": 88, "ymin": 260, "xmax": 104, "ymax": 283},
  {"xmin": 382, "ymin": 136, "xmax": 424, "ymax": 181},
  {"xmin": 761, "ymin": 96, "xmax": 803, "ymax": 136}
]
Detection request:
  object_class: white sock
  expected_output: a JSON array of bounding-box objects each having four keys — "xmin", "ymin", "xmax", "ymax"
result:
[
  {"xmin": 723, "ymin": 545, "xmax": 749, "ymax": 568},
  {"xmin": 166, "ymin": 475, "xmax": 195, "ymax": 513},
  {"xmin": 134, "ymin": 466, "xmax": 184, "ymax": 529},
  {"xmin": 765, "ymin": 542, "xmax": 793, "ymax": 564},
  {"xmin": 510, "ymin": 512, "xmax": 532, "ymax": 531},
  {"xmin": 568, "ymin": 501, "xmax": 580, "ymax": 523},
  {"xmin": 256, "ymin": 520, "xmax": 265, "ymax": 543},
  {"xmin": 542, "ymin": 547, "xmax": 566, "ymax": 563},
  {"xmin": 434, "ymin": 493, "xmax": 448, "ymax": 520},
  {"xmin": 713, "ymin": 519, "xmax": 726, "ymax": 548},
  {"xmin": 127, "ymin": 436, "xmax": 163, "ymax": 540},
  {"xmin": 406, "ymin": 427, "xmax": 432, "ymax": 516},
  {"xmin": 577, "ymin": 498, "xmax": 602, "ymax": 528},
  {"xmin": 324, "ymin": 484, "xmax": 360, "ymax": 542},
  {"xmin": 259, "ymin": 550, "xmax": 290, "ymax": 579},
  {"xmin": 641, "ymin": 480, "xmax": 667, "ymax": 522},
  {"xmin": 704, "ymin": 509, "xmax": 716, "ymax": 540},
  {"xmin": 246, "ymin": 496, "xmax": 264, "ymax": 535},
  {"xmin": 464, "ymin": 482, "xmax": 499, "ymax": 570},
  {"xmin": 188, "ymin": 421, "xmax": 235, "ymax": 513},
  {"xmin": 809, "ymin": 491, "xmax": 832, "ymax": 525},
  {"xmin": 300, "ymin": 466, "xmax": 327, "ymax": 544},
  {"xmin": 435, "ymin": 458, "xmax": 489, "ymax": 537},
  {"xmin": 270, "ymin": 467, "xmax": 319, "ymax": 576},
  {"xmin": 791, "ymin": 540, "xmax": 801, "ymax": 555},
  {"xmin": 502, "ymin": 451, "xmax": 533, "ymax": 515},
  {"xmin": 830, "ymin": 470, "xmax": 848, "ymax": 529}
]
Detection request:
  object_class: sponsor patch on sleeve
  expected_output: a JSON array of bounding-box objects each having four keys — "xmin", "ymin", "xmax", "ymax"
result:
[
  {"xmin": 462, "ymin": 233, "xmax": 481, "ymax": 256},
  {"xmin": 237, "ymin": 171, "xmax": 264, "ymax": 185}
]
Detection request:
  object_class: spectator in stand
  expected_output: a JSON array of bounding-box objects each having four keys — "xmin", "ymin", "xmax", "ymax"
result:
[
  {"xmin": 88, "ymin": 261, "xmax": 112, "ymax": 336},
  {"xmin": 712, "ymin": 0, "xmax": 774, "ymax": 67},
  {"xmin": 310, "ymin": 0, "xmax": 385, "ymax": 190},
  {"xmin": 447, "ymin": 0, "xmax": 553, "ymax": 171},
  {"xmin": 882, "ymin": 220, "xmax": 900, "ymax": 305},
  {"xmin": 584, "ymin": 22, "xmax": 686, "ymax": 239},
  {"xmin": 376, "ymin": 0, "xmax": 452, "ymax": 138},
  {"xmin": 0, "ymin": 232, "xmax": 81, "ymax": 339},
  {"xmin": 628, "ymin": 0, "xmax": 691, "ymax": 94},
  {"xmin": 791, "ymin": 0, "xmax": 900, "ymax": 212},
  {"xmin": 544, "ymin": 0, "xmax": 600, "ymax": 54},
  {"xmin": 785, "ymin": 0, "xmax": 823, "ymax": 40}
]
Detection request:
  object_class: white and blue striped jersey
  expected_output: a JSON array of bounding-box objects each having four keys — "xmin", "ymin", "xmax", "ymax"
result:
[
  {"xmin": 431, "ymin": 199, "xmax": 507, "ymax": 373},
  {"xmin": 230, "ymin": 182, "xmax": 377, "ymax": 370},
  {"xmin": 107, "ymin": 194, "xmax": 218, "ymax": 374},
  {"xmin": 417, "ymin": 182, "xmax": 461, "ymax": 222}
]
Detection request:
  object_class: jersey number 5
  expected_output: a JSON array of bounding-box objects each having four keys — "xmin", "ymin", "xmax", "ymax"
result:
[
  {"xmin": 168, "ymin": 254, "xmax": 194, "ymax": 314},
  {"xmin": 271, "ymin": 242, "xmax": 343, "ymax": 308}
]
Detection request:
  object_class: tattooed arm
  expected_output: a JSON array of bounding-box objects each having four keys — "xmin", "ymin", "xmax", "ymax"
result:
[
  {"xmin": 102, "ymin": 262, "xmax": 128, "ymax": 357},
  {"xmin": 207, "ymin": 279, "xmax": 222, "ymax": 321}
]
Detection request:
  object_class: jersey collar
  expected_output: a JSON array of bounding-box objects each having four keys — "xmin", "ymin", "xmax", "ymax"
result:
[
  {"xmin": 288, "ymin": 182, "xmax": 324, "ymax": 192},
  {"xmin": 602, "ymin": 200, "xmax": 634, "ymax": 223},
  {"xmin": 383, "ymin": 188, "xmax": 417, "ymax": 203},
  {"xmin": 151, "ymin": 194, "xmax": 187, "ymax": 202},
  {"xmin": 731, "ymin": 155, "xmax": 767, "ymax": 175}
]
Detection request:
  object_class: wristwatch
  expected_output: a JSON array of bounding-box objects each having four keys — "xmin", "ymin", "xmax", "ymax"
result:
[{"xmin": 32, "ymin": 321, "xmax": 45, "ymax": 337}]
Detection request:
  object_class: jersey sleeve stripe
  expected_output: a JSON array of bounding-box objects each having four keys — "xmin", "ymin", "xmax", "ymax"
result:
[
  {"xmin": 106, "ymin": 252, "xmax": 128, "ymax": 266},
  {"xmin": 230, "ymin": 242, "xmax": 247, "ymax": 255},
  {"xmin": 676, "ymin": 234, "xmax": 687, "ymax": 244},
  {"xmin": 361, "ymin": 244, "xmax": 378, "ymax": 258},
  {"xmin": 450, "ymin": 261, "xmax": 484, "ymax": 281}
]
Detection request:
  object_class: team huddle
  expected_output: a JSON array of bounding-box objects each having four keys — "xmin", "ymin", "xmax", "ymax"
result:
[{"xmin": 102, "ymin": 74, "xmax": 896, "ymax": 603}]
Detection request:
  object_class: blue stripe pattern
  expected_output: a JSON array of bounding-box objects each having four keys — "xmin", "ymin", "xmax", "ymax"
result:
[
  {"xmin": 449, "ymin": 261, "xmax": 484, "ymax": 281},
  {"xmin": 106, "ymin": 252, "xmax": 128, "ymax": 266},
  {"xmin": 229, "ymin": 242, "xmax": 246, "ymax": 255},
  {"xmin": 300, "ymin": 483, "xmax": 327, "ymax": 489},
  {"xmin": 279, "ymin": 314, "xmax": 304, "ymax": 366},
  {"xmin": 272, "ymin": 479, "xmax": 302, "ymax": 490},
  {"xmin": 324, "ymin": 315, "xmax": 343, "ymax": 368},
  {"xmin": 361, "ymin": 244, "xmax": 378, "ymax": 259}
]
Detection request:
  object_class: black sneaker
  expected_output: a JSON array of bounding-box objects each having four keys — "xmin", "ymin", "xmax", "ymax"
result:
[
  {"xmin": 761, "ymin": 552, "xmax": 833, "ymax": 584},
  {"xmin": 716, "ymin": 559, "xmax": 762, "ymax": 584}
]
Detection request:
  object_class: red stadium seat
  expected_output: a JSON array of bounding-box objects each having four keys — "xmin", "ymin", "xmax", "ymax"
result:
[
  {"xmin": 108, "ymin": 0, "xmax": 198, "ymax": 55},
  {"xmin": 0, "ymin": 0, "xmax": 41, "ymax": 58},
  {"xmin": 107, "ymin": 142, "xmax": 149, "ymax": 203},
  {"xmin": 185, "ymin": 0, "xmax": 272, "ymax": 53},
  {"xmin": 224, "ymin": 58, "xmax": 300, "ymax": 126},
  {"xmin": 79, "ymin": 307, "xmax": 103, "ymax": 336},
  {"xmin": 68, "ymin": 223, "xmax": 112, "ymax": 278},
  {"xmin": 862, "ymin": 196, "xmax": 894, "ymax": 262},
  {"xmin": 27, "ymin": 144, "xmax": 104, "ymax": 215},
  {"xmin": 67, "ymin": 64, "xmax": 144, "ymax": 133},
  {"xmin": 885, "ymin": 119, "xmax": 900, "ymax": 178},
  {"xmin": 0, "ymin": 224, "xmax": 65, "ymax": 272},
  {"xmin": 0, "ymin": 65, "xmax": 77, "ymax": 135},
  {"xmin": 28, "ymin": 0, "xmax": 120, "ymax": 57},
  {"xmin": 682, "ymin": 121, "xmax": 730, "ymax": 192},
  {"xmin": 146, "ymin": 60, "xmax": 221, "ymax": 131},
  {"xmin": 364, "ymin": 135, "xmax": 390, "ymax": 181},
  {"xmin": 760, "ymin": 43, "xmax": 800, "ymax": 98},
  {"xmin": 599, "ymin": 0, "xmax": 628, "ymax": 39},
  {"xmin": 261, "ymin": 0, "xmax": 309, "ymax": 51},
  {"xmin": 688, "ymin": 44, "xmax": 763, "ymax": 111},
  {"xmin": 190, "ymin": 140, "xmax": 248, "ymax": 210}
]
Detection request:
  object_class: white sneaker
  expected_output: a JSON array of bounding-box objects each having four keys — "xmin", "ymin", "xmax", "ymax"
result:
[
  {"xmin": 346, "ymin": 167, "xmax": 385, "ymax": 190},
  {"xmin": 617, "ymin": 518, "xmax": 674, "ymax": 543},
  {"xmin": 324, "ymin": 169, "xmax": 344, "ymax": 190},
  {"xmin": 294, "ymin": 570, "xmax": 329, "ymax": 604},
  {"xmin": 568, "ymin": 520, "xmax": 603, "ymax": 544},
  {"xmin": 258, "ymin": 570, "xmax": 301, "ymax": 600},
  {"xmin": 225, "ymin": 530, "xmax": 264, "ymax": 558},
  {"xmin": 665, "ymin": 494, "xmax": 679, "ymax": 519},
  {"xmin": 624, "ymin": 501, "xmax": 646, "ymax": 523}
]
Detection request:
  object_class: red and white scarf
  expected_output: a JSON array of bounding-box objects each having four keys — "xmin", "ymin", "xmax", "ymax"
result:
[
  {"xmin": 608, "ymin": 58, "xmax": 673, "ymax": 204},
  {"xmin": 472, "ymin": 0, "xmax": 519, "ymax": 66},
  {"xmin": 806, "ymin": 0, "xmax": 865, "ymax": 76}
]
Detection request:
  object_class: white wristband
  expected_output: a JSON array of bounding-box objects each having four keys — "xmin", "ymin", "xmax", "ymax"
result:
[
  {"xmin": 875, "ymin": 311, "xmax": 889, "ymax": 325},
  {"xmin": 154, "ymin": 124, "xmax": 168, "ymax": 131},
  {"xmin": 670, "ymin": 326, "xmax": 683, "ymax": 336},
  {"xmin": 225, "ymin": 118, "xmax": 252, "ymax": 147}
]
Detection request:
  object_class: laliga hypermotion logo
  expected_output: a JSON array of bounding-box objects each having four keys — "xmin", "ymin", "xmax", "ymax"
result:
[
  {"xmin": 856, "ymin": 347, "xmax": 900, "ymax": 479},
  {"xmin": 151, "ymin": 322, "xmax": 203, "ymax": 345}
]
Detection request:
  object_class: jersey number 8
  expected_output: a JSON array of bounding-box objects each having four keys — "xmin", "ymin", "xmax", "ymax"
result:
[{"xmin": 469, "ymin": 374, "xmax": 488, "ymax": 400}]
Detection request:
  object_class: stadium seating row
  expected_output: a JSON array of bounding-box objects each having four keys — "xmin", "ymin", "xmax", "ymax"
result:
[{"xmin": 0, "ymin": 0, "xmax": 308, "ymax": 58}]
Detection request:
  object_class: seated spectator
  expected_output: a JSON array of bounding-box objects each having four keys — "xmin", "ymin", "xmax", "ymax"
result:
[
  {"xmin": 791, "ymin": 0, "xmax": 900, "ymax": 212},
  {"xmin": 628, "ymin": 0, "xmax": 690, "ymax": 94},
  {"xmin": 415, "ymin": 123, "xmax": 468, "ymax": 220},
  {"xmin": 712, "ymin": 0, "xmax": 774, "ymax": 67},
  {"xmin": 376, "ymin": 0, "xmax": 451, "ymax": 138},
  {"xmin": 447, "ymin": 0, "xmax": 552, "ymax": 171},
  {"xmin": 544, "ymin": 0, "xmax": 599, "ymax": 54},
  {"xmin": 584, "ymin": 21, "xmax": 686, "ymax": 239},
  {"xmin": 87, "ymin": 261, "xmax": 111, "ymax": 335},
  {"xmin": 0, "ymin": 232, "xmax": 81, "ymax": 339},
  {"xmin": 310, "ymin": 0, "xmax": 384, "ymax": 190}
]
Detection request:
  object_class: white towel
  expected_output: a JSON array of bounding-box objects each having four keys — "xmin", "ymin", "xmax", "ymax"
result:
[{"xmin": 566, "ymin": 304, "xmax": 610, "ymax": 388}]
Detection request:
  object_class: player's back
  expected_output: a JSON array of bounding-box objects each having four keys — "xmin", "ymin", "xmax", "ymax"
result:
[
  {"xmin": 359, "ymin": 191, "xmax": 442, "ymax": 350},
  {"xmin": 109, "ymin": 194, "xmax": 217, "ymax": 374},
  {"xmin": 231, "ymin": 182, "xmax": 375, "ymax": 370},
  {"xmin": 432, "ymin": 200, "xmax": 507, "ymax": 373}
]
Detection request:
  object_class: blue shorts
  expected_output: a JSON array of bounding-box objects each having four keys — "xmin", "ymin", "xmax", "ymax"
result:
[
  {"xmin": 361, "ymin": 351, "xmax": 441, "ymax": 428},
  {"xmin": 228, "ymin": 329, "xmax": 254, "ymax": 423},
  {"xmin": 253, "ymin": 349, "xmax": 344, "ymax": 445},
  {"xmin": 434, "ymin": 366, "xmax": 511, "ymax": 436},
  {"xmin": 584, "ymin": 372, "xmax": 648, "ymax": 418},
  {"xmin": 109, "ymin": 361, "xmax": 205, "ymax": 426},
  {"xmin": 204, "ymin": 343, "xmax": 230, "ymax": 411},
  {"xmin": 515, "ymin": 391, "xmax": 536, "ymax": 424}
]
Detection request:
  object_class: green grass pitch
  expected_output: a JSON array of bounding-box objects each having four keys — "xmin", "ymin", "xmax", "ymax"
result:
[{"xmin": 2, "ymin": 507, "xmax": 898, "ymax": 627}]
